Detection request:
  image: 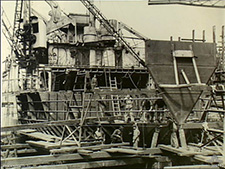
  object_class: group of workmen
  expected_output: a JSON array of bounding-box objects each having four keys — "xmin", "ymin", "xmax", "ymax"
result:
[
  {"xmin": 123, "ymin": 94, "xmax": 167, "ymax": 123},
  {"xmin": 97, "ymin": 93, "xmax": 167, "ymax": 123},
  {"xmin": 88, "ymin": 74, "xmax": 167, "ymax": 123},
  {"xmin": 94, "ymin": 123, "xmax": 140, "ymax": 148},
  {"xmin": 94, "ymin": 119, "xmax": 179, "ymax": 149}
]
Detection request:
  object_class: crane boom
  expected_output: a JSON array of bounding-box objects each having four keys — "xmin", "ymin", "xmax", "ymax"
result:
[
  {"xmin": 118, "ymin": 21, "xmax": 149, "ymax": 41},
  {"xmin": 148, "ymin": 0, "xmax": 225, "ymax": 8},
  {"xmin": 45, "ymin": 0, "xmax": 62, "ymax": 23},
  {"xmin": 13, "ymin": 0, "xmax": 23, "ymax": 38},
  {"xmin": 2, "ymin": 7, "xmax": 24, "ymax": 78},
  {"xmin": 2, "ymin": 7, "xmax": 24, "ymax": 59},
  {"xmin": 2, "ymin": 8, "xmax": 13, "ymax": 47},
  {"xmin": 80, "ymin": 0, "xmax": 146, "ymax": 67}
]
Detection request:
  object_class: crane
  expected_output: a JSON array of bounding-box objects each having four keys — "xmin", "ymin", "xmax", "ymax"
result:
[
  {"xmin": 13, "ymin": 0, "xmax": 23, "ymax": 39},
  {"xmin": 45, "ymin": 0, "xmax": 62, "ymax": 24},
  {"xmin": 2, "ymin": 8, "xmax": 14, "ymax": 51},
  {"xmin": 148, "ymin": 0, "xmax": 225, "ymax": 8},
  {"xmin": 2, "ymin": 7, "xmax": 24, "ymax": 62},
  {"xmin": 8, "ymin": 0, "xmax": 35, "ymax": 63},
  {"xmin": 80, "ymin": 0, "xmax": 147, "ymax": 67},
  {"xmin": 118, "ymin": 21, "xmax": 149, "ymax": 41},
  {"xmin": 6, "ymin": 0, "xmax": 148, "ymax": 68},
  {"xmin": 2, "ymin": 0, "xmax": 25, "ymax": 60},
  {"xmin": 2, "ymin": 8, "xmax": 15, "ymax": 78}
]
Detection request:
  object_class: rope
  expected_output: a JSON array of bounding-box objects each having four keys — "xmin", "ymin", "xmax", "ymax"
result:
[{"xmin": 128, "ymin": 72, "xmax": 139, "ymax": 90}]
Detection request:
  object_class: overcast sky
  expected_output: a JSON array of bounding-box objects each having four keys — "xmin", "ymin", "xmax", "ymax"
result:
[{"xmin": 1, "ymin": 0, "xmax": 225, "ymax": 61}]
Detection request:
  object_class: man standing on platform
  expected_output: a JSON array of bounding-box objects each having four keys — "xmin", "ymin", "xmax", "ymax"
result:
[
  {"xmin": 133, "ymin": 123, "xmax": 140, "ymax": 148},
  {"xmin": 91, "ymin": 74, "xmax": 98, "ymax": 90},
  {"xmin": 124, "ymin": 94, "xmax": 134, "ymax": 122}
]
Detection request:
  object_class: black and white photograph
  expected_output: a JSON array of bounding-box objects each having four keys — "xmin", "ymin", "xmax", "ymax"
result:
[{"xmin": 1, "ymin": 0, "xmax": 225, "ymax": 168}]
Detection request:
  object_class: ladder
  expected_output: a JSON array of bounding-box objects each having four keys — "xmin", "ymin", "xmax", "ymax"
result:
[
  {"xmin": 109, "ymin": 77, "xmax": 117, "ymax": 90},
  {"xmin": 111, "ymin": 95, "xmax": 121, "ymax": 116},
  {"xmin": 13, "ymin": 0, "xmax": 23, "ymax": 39},
  {"xmin": 109, "ymin": 76, "xmax": 121, "ymax": 116},
  {"xmin": 12, "ymin": 0, "xmax": 25, "ymax": 58},
  {"xmin": 80, "ymin": 0, "xmax": 146, "ymax": 67},
  {"xmin": 218, "ymin": 26, "xmax": 225, "ymax": 71}
]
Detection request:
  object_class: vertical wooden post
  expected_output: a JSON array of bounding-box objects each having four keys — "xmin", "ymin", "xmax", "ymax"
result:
[
  {"xmin": 179, "ymin": 126, "xmax": 187, "ymax": 149},
  {"xmin": 202, "ymin": 30, "xmax": 205, "ymax": 42},
  {"xmin": 190, "ymin": 45, "xmax": 201, "ymax": 84},
  {"xmin": 12, "ymin": 95, "xmax": 19, "ymax": 125},
  {"xmin": 171, "ymin": 43, "xmax": 179, "ymax": 85},
  {"xmin": 223, "ymin": 112, "xmax": 225, "ymax": 155},
  {"xmin": 48, "ymin": 70, "xmax": 52, "ymax": 92},
  {"xmin": 151, "ymin": 127, "xmax": 160, "ymax": 148},
  {"xmin": 192, "ymin": 57, "xmax": 201, "ymax": 84},
  {"xmin": 181, "ymin": 69, "xmax": 190, "ymax": 84},
  {"xmin": 222, "ymin": 26, "xmax": 224, "ymax": 71},
  {"xmin": 11, "ymin": 63, "xmax": 18, "ymax": 92},
  {"xmin": 213, "ymin": 26, "xmax": 216, "ymax": 43},
  {"xmin": 192, "ymin": 30, "xmax": 195, "ymax": 42},
  {"xmin": 74, "ymin": 23, "xmax": 77, "ymax": 43},
  {"xmin": 35, "ymin": 70, "xmax": 39, "ymax": 90},
  {"xmin": 173, "ymin": 57, "xmax": 179, "ymax": 85}
]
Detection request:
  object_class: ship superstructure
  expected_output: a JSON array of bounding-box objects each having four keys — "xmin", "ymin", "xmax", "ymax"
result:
[{"xmin": 1, "ymin": 1, "xmax": 225, "ymax": 168}]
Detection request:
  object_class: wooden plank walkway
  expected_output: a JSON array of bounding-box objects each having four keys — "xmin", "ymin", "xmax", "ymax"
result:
[
  {"xmin": 26, "ymin": 141, "xmax": 78, "ymax": 149},
  {"xmin": 105, "ymin": 148, "xmax": 145, "ymax": 155},
  {"xmin": 2, "ymin": 151, "xmax": 139, "ymax": 167},
  {"xmin": 159, "ymin": 144, "xmax": 224, "ymax": 168},
  {"xmin": 23, "ymin": 158, "xmax": 144, "ymax": 169},
  {"xmin": 159, "ymin": 145, "xmax": 220, "ymax": 157},
  {"xmin": 50, "ymin": 143, "xmax": 130, "ymax": 154},
  {"xmin": 194, "ymin": 155, "xmax": 224, "ymax": 165},
  {"xmin": 164, "ymin": 165, "xmax": 220, "ymax": 169}
]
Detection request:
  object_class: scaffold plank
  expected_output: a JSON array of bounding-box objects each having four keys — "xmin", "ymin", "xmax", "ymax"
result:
[
  {"xmin": 194, "ymin": 155, "xmax": 224, "ymax": 165},
  {"xmin": 164, "ymin": 165, "xmax": 219, "ymax": 169},
  {"xmin": 2, "ymin": 151, "xmax": 116, "ymax": 167},
  {"xmin": 26, "ymin": 141, "xmax": 77, "ymax": 149},
  {"xmin": 50, "ymin": 143, "xmax": 129, "ymax": 154},
  {"xmin": 24, "ymin": 158, "xmax": 144, "ymax": 169},
  {"xmin": 105, "ymin": 148, "xmax": 144, "ymax": 154},
  {"xmin": 1, "ymin": 143, "xmax": 31, "ymax": 150}
]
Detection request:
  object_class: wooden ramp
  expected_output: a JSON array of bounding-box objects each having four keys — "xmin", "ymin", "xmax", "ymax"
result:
[
  {"xmin": 159, "ymin": 144, "xmax": 224, "ymax": 168},
  {"xmin": 1, "ymin": 143, "xmax": 164, "ymax": 169},
  {"xmin": 164, "ymin": 165, "xmax": 220, "ymax": 169}
]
